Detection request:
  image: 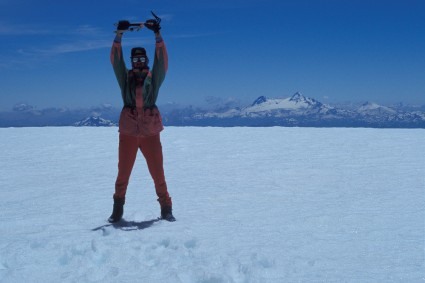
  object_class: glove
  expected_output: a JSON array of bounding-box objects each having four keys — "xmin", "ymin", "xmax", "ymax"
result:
[
  {"xmin": 144, "ymin": 19, "xmax": 161, "ymax": 33},
  {"xmin": 144, "ymin": 11, "xmax": 162, "ymax": 33},
  {"xmin": 116, "ymin": 20, "xmax": 130, "ymax": 32}
]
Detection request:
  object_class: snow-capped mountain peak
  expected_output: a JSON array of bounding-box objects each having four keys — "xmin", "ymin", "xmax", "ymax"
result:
[
  {"xmin": 242, "ymin": 93, "xmax": 329, "ymax": 116},
  {"xmin": 74, "ymin": 116, "xmax": 116, "ymax": 127},
  {"xmin": 251, "ymin": 96, "xmax": 268, "ymax": 106},
  {"xmin": 289, "ymin": 92, "xmax": 303, "ymax": 102},
  {"xmin": 358, "ymin": 102, "xmax": 397, "ymax": 114},
  {"xmin": 289, "ymin": 92, "xmax": 322, "ymax": 107}
]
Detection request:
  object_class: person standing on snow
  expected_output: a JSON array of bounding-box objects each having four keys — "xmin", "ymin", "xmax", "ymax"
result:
[{"xmin": 108, "ymin": 14, "xmax": 175, "ymax": 223}]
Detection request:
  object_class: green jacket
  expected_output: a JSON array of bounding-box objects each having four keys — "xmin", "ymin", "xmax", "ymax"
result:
[{"xmin": 110, "ymin": 35, "xmax": 168, "ymax": 109}]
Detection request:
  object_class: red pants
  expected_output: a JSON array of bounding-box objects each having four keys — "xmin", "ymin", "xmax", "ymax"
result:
[{"xmin": 114, "ymin": 133, "xmax": 172, "ymax": 208}]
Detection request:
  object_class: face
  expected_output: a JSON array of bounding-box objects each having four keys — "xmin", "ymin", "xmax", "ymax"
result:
[{"xmin": 131, "ymin": 56, "xmax": 147, "ymax": 69}]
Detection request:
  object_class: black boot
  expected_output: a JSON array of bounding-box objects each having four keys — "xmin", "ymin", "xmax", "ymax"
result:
[
  {"xmin": 161, "ymin": 206, "xmax": 176, "ymax": 222},
  {"xmin": 108, "ymin": 198, "xmax": 125, "ymax": 223}
]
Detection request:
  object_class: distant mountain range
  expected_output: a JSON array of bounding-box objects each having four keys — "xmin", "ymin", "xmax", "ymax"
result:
[
  {"xmin": 186, "ymin": 93, "xmax": 425, "ymax": 128},
  {"xmin": 1, "ymin": 93, "xmax": 425, "ymax": 128},
  {"xmin": 0, "ymin": 104, "xmax": 119, "ymax": 127}
]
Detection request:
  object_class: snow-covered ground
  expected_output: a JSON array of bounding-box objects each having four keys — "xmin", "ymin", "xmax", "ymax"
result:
[{"xmin": 0, "ymin": 126, "xmax": 424, "ymax": 283}]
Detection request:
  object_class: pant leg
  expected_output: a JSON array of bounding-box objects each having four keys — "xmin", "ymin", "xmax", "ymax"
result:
[
  {"xmin": 138, "ymin": 134, "xmax": 172, "ymax": 208},
  {"xmin": 114, "ymin": 133, "xmax": 139, "ymax": 200}
]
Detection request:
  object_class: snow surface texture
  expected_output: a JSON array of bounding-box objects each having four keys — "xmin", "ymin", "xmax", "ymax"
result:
[{"xmin": 0, "ymin": 127, "xmax": 424, "ymax": 283}]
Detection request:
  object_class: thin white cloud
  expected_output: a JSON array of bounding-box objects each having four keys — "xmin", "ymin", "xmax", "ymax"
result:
[
  {"xmin": 33, "ymin": 37, "xmax": 151, "ymax": 55},
  {"xmin": 0, "ymin": 24, "xmax": 52, "ymax": 35},
  {"xmin": 0, "ymin": 22, "xmax": 106, "ymax": 36},
  {"xmin": 170, "ymin": 31, "xmax": 230, "ymax": 39},
  {"xmin": 71, "ymin": 25, "xmax": 105, "ymax": 36},
  {"xmin": 35, "ymin": 40, "xmax": 111, "ymax": 55}
]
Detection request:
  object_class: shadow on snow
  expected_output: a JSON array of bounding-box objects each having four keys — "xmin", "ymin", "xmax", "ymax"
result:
[{"xmin": 92, "ymin": 218, "xmax": 161, "ymax": 232}]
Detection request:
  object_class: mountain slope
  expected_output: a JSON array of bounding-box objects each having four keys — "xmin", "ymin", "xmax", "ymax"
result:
[{"xmin": 74, "ymin": 116, "xmax": 116, "ymax": 127}]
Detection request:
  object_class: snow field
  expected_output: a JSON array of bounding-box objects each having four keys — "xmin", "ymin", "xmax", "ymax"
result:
[{"xmin": 0, "ymin": 126, "xmax": 424, "ymax": 282}]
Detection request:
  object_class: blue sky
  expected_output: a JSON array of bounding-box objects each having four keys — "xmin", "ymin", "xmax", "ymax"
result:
[{"xmin": 0, "ymin": 0, "xmax": 424, "ymax": 110}]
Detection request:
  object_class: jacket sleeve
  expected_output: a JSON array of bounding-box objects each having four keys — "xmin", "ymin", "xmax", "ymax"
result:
[
  {"xmin": 145, "ymin": 36, "xmax": 168, "ymax": 107},
  {"xmin": 110, "ymin": 35, "xmax": 128, "ymax": 92}
]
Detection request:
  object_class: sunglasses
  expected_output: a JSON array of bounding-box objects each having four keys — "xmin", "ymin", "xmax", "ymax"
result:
[{"xmin": 132, "ymin": 57, "xmax": 146, "ymax": 63}]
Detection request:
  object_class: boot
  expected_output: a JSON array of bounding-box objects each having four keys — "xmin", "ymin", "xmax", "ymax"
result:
[
  {"xmin": 161, "ymin": 206, "xmax": 176, "ymax": 222},
  {"xmin": 108, "ymin": 198, "xmax": 125, "ymax": 223}
]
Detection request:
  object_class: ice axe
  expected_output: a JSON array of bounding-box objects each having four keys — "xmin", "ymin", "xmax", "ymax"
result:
[{"xmin": 114, "ymin": 11, "xmax": 161, "ymax": 33}]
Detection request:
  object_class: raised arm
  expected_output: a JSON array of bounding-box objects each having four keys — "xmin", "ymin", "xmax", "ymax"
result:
[
  {"xmin": 110, "ymin": 32, "xmax": 128, "ymax": 91},
  {"xmin": 144, "ymin": 15, "xmax": 169, "ymax": 107},
  {"xmin": 151, "ymin": 31, "xmax": 168, "ymax": 89}
]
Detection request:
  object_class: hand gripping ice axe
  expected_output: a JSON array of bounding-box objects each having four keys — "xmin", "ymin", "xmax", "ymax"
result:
[{"xmin": 114, "ymin": 11, "xmax": 161, "ymax": 33}]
